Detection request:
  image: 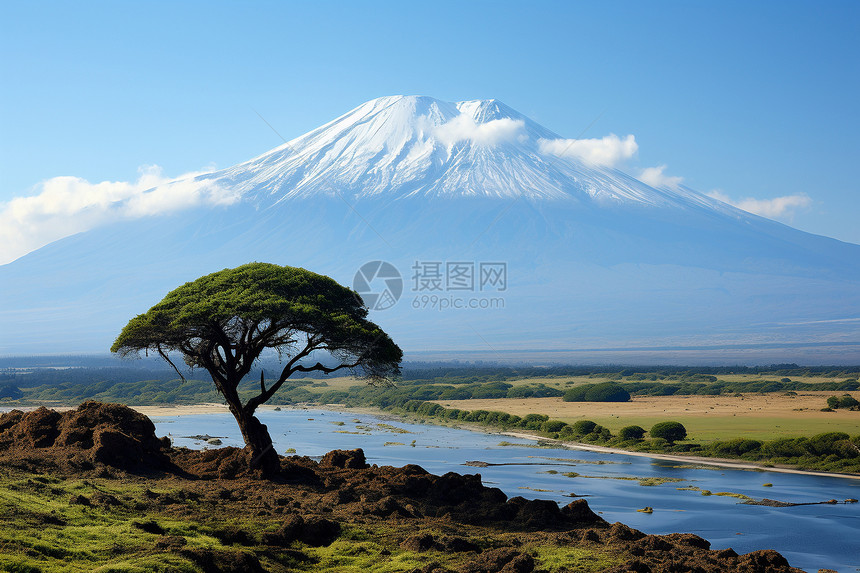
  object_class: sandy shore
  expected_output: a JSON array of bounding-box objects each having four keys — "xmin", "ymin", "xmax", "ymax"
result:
[
  {"xmin": 131, "ymin": 403, "xmax": 307, "ymax": 417},
  {"xmin": 131, "ymin": 403, "xmax": 231, "ymax": 417},
  {"xmin": 500, "ymin": 430, "xmax": 860, "ymax": 481}
]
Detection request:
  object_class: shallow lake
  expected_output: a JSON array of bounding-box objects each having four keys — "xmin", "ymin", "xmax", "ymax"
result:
[{"xmin": 152, "ymin": 408, "xmax": 860, "ymax": 573}]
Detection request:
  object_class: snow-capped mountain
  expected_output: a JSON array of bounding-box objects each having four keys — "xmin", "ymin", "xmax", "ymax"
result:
[
  {"xmin": 202, "ymin": 95, "xmax": 732, "ymax": 209},
  {"xmin": 2, "ymin": 95, "xmax": 859, "ymax": 362}
]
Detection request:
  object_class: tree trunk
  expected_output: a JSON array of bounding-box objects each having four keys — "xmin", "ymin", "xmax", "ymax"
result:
[{"xmin": 229, "ymin": 405, "xmax": 281, "ymax": 476}]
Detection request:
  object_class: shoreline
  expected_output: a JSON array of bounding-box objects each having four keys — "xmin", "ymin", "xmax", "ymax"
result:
[
  {"xmin": 499, "ymin": 431, "xmax": 860, "ymax": 481},
  {"xmin": 116, "ymin": 402, "xmax": 860, "ymax": 481}
]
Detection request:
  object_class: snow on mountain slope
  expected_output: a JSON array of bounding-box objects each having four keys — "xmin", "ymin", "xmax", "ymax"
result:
[
  {"xmin": 200, "ymin": 95, "xmax": 738, "ymax": 211},
  {"xmin": 1, "ymin": 95, "xmax": 858, "ymax": 361}
]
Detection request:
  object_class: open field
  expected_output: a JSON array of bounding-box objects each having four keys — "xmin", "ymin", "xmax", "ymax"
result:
[
  {"xmin": 260, "ymin": 375, "xmax": 860, "ymax": 443},
  {"xmin": 433, "ymin": 392, "xmax": 860, "ymax": 443}
]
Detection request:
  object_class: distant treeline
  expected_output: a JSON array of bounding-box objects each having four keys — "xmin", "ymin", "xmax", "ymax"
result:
[
  {"xmin": 399, "ymin": 363, "xmax": 860, "ymax": 381},
  {"xmin": 3, "ymin": 365, "xmax": 860, "ymax": 406},
  {"xmin": 581, "ymin": 378, "xmax": 860, "ymax": 398}
]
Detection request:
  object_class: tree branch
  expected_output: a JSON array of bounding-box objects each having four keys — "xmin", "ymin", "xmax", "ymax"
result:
[
  {"xmin": 244, "ymin": 338, "xmax": 318, "ymax": 413},
  {"xmin": 292, "ymin": 360, "xmax": 361, "ymax": 375},
  {"xmin": 156, "ymin": 344, "xmax": 187, "ymax": 383}
]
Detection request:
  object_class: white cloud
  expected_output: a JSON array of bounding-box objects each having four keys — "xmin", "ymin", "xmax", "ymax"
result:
[
  {"xmin": 433, "ymin": 114, "xmax": 526, "ymax": 147},
  {"xmin": 538, "ymin": 133, "xmax": 638, "ymax": 167},
  {"xmin": 0, "ymin": 165, "xmax": 238, "ymax": 265},
  {"xmin": 639, "ymin": 164, "xmax": 683, "ymax": 189},
  {"xmin": 706, "ymin": 190, "xmax": 812, "ymax": 220}
]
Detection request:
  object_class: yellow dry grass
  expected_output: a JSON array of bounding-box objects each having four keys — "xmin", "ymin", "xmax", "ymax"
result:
[{"xmin": 433, "ymin": 392, "xmax": 860, "ymax": 443}]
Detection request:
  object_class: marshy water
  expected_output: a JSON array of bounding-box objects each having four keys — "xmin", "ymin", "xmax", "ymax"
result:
[{"xmin": 153, "ymin": 408, "xmax": 860, "ymax": 573}]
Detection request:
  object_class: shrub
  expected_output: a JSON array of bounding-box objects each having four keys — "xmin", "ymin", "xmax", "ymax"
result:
[
  {"xmin": 585, "ymin": 425, "xmax": 612, "ymax": 443},
  {"xmin": 541, "ymin": 420, "xmax": 568, "ymax": 434},
  {"xmin": 506, "ymin": 386, "xmax": 534, "ymax": 398},
  {"xmin": 484, "ymin": 411, "xmax": 512, "ymax": 426},
  {"xmin": 762, "ymin": 437, "xmax": 807, "ymax": 458},
  {"xmin": 709, "ymin": 438, "xmax": 762, "ymax": 457},
  {"xmin": 563, "ymin": 382, "xmax": 630, "ymax": 402},
  {"xmin": 520, "ymin": 414, "xmax": 549, "ymax": 430},
  {"xmin": 438, "ymin": 387, "xmax": 473, "ymax": 400},
  {"xmin": 403, "ymin": 400, "xmax": 424, "ymax": 412},
  {"xmin": 618, "ymin": 425, "xmax": 646, "ymax": 440},
  {"xmin": 416, "ymin": 402, "xmax": 443, "ymax": 417},
  {"xmin": 557, "ymin": 424, "xmax": 577, "ymax": 439},
  {"xmin": 464, "ymin": 410, "xmax": 491, "ymax": 423},
  {"xmin": 571, "ymin": 420, "xmax": 598, "ymax": 436},
  {"xmin": 806, "ymin": 432, "xmax": 851, "ymax": 456},
  {"xmin": 650, "ymin": 421, "xmax": 687, "ymax": 443},
  {"xmin": 443, "ymin": 408, "xmax": 462, "ymax": 420},
  {"xmin": 562, "ymin": 386, "xmax": 588, "ymax": 402}
]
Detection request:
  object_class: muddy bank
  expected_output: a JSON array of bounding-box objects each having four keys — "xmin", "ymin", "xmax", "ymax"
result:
[{"xmin": 0, "ymin": 402, "xmax": 806, "ymax": 573}]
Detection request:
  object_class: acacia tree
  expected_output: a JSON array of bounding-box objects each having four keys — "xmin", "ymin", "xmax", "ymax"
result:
[{"xmin": 111, "ymin": 263, "xmax": 402, "ymax": 474}]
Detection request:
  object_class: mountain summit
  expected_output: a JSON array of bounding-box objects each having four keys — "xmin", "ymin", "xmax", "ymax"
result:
[
  {"xmin": 194, "ymin": 96, "xmax": 729, "ymax": 211},
  {"xmin": 1, "ymin": 95, "xmax": 859, "ymax": 362}
]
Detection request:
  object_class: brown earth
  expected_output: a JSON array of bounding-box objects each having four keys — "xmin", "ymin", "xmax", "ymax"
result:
[{"xmin": 0, "ymin": 402, "xmax": 805, "ymax": 573}]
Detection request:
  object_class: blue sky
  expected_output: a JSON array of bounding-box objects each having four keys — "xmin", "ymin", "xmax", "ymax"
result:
[{"xmin": 2, "ymin": 0, "xmax": 859, "ymax": 256}]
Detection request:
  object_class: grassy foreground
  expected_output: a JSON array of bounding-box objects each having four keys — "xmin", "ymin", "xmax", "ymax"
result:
[
  {"xmin": 0, "ymin": 469, "xmax": 625, "ymax": 573},
  {"xmin": 0, "ymin": 400, "xmax": 810, "ymax": 573}
]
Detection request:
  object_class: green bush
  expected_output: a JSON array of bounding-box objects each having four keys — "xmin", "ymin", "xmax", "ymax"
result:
[
  {"xmin": 585, "ymin": 425, "xmax": 612, "ymax": 443},
  {"xmin": 618, "ymin": 425, "xmax": 645, "ymax": 440},
  {"xmin": 541, "ymin": 420, "xmax": 568, "ymax": 434},
  {"xmin": 563, "ymin": 382, "xmax": 630, "ymax": 402},
  {"xmin": 571, "ymin": 420, "xmax": 598, "ymax": 436},
  {"xmin": 506, "ymin": 385, "xmax": 535, "ymax": 398},
  {"xmin": 709, "ymin": 438, "xmax": 762, "ymax": 457},
  {"xmin": 762, "ymin": 437, "xmax": 807, "ymax": 458},
  {"xmin": 463, "ymin": 410, "xmax": 491, "ymax": 423},
  {"xmin": 443, "ymin": 408, "xmax": 462, "ymax": 420},
  {"xmin": 561, "ymin": 386, "xmax": 588, "ymax": 402},
  {"xmin": 650, "ymin": 421, "xmax": 687, "ymax": 443},
  {"xmin": 520, "ymin": 414, "xmax": 549, "ymax": 430},
  {"xmin": 416, "ymin": 402, "xmax": 443, "ymax": 417},
  {"xmin": 806, "ymin": 432, "xmax": 851, "ymax": 456}
]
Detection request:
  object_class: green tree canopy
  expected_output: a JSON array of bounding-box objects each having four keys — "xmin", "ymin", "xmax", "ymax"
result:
[
  {"xmin": 111, "ymin": 262, "xmax": 402, "ymax": 473},
  {"xmin": 650, "ymin": 421, "xmax": 687, "ymax": 443},
  {"xmin": 618, "ymin": 425, "xmax": 646, "ymax": 441},
  {"xmin": 563, "ymin": 382, "xmax": 631, "ymax": 403}
]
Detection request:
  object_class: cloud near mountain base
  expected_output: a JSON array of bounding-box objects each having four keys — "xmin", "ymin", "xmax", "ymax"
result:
[
  {"xmin": 0, "ymin": 166, "xmax": 238, "ymax": 265},
  {"xmin": 707, "ymin": 190, "xmax": 812, "ymax": 220}
]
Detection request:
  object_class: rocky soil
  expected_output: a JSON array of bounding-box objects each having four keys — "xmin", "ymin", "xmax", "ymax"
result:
[{"xmin": 0, "ymin": 402, "xmax": 806, "ymax": 573}]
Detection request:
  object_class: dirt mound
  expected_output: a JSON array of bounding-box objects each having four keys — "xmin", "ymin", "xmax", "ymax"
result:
[
  {"xmin": 313, "ymin": 457, "xmax": 606, "ymax": 530},
  {"xmin": 0, "ymin": 402, "xmax": 170, "ymax": 472},
  {"xmin": 319, "ymin": 448, "xmax": 368, "ymax": 469},
  {"xmin": 170, "ymin": 447, "xmax": 262, "ymax": 480}
]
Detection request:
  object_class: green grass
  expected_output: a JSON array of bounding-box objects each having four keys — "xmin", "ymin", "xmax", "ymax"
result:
[
  {"xmin": 530, "ymin": 545, "xmax": 624, "ymax": 572},
  {"xmin": 0, "ymin": 471, "xmax": 623, "ymax": 573}
]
